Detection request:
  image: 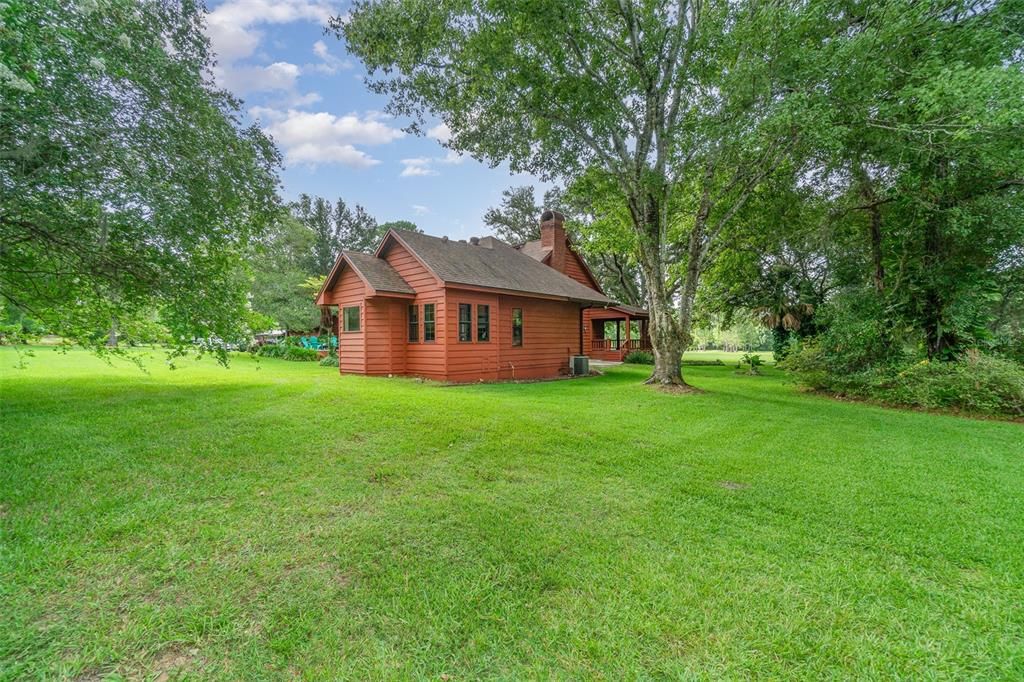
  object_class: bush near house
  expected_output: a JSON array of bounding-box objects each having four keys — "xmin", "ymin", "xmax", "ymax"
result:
[
  {"xmin": 255, "ymin": 340, "xmax": 319, "ymax": 362},
  {"xmin": 623, "ymin": 350, "xmax": 654, "ymax": 365}
]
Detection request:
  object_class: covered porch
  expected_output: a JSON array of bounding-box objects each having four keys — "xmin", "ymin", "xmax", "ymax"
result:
[{"xmin": 586, "ymin": 305, "xmax": 651, "ymax": 361}]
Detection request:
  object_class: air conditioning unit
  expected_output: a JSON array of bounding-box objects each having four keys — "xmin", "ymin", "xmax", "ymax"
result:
[{"xmin": 570, "ymin": 355, "xmax": 589, "ymax": 376}]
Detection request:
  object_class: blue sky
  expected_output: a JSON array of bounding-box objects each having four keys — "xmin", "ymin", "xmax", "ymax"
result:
[{"xmin": 205, "ymin": 0, "xmax": 544, "ymax": 241}]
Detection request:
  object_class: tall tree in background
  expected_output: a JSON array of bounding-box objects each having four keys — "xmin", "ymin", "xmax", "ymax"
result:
[
  {"xmin": 697, "ymin": 1, "xmax": 1024, "ymax": 366},
  {"xmin": 483, "ymin": 186, "xmax": 564, "ymax": 244},
  {"xmin": 818, "ymin": 1, "xmax": 1024, "ymax": 360},
  {"xmin": 250, "ymin": 215, "xmax": 321, "ymax": 332},
  {"xmin": 339, "ymin": 0, "xmax": 811, "ymax": 385},
  {"xmin": 291, "ymin": 195, "xmax": 420, "ymax": 274},
  {"xmin": 0, "ymin": 0, "xmax": 280, "ymax": 354},
  {"xmin": 255, "ymin": 196, "xmax": 421, "ymax": 332}
]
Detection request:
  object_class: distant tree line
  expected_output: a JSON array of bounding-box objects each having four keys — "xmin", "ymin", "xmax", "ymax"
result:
[{"xmin": 250, "ymin": 195, "xmax": 420, "ymax": 334}]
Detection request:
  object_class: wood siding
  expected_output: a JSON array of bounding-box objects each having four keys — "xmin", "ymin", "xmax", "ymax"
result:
[
  {"xmin": 328, "ymin": 266, "xmax": 366, "ymax": 374},
  {"xmin": 445, "ymin": 288, "xmax": 578, "ymax": 382},
  {"xmin": 382, "ymin": 241, "xmax": 446, "ymax": 380},
  {"xmin": 563, "ymin": 249, "xmax": 600, "ymax": 291}
]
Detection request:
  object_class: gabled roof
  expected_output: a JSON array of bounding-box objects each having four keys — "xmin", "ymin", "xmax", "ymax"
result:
[
  {"xmin": 343, "ymin": 251, "xmax": 415, "ymax": 295},
  {"xmin": 380, "ymin": 229, "xmax": 613, "ymax": 305},
  {"xmin": 316, "ymin": 249, "xmax": 414, "ymax": 305}
]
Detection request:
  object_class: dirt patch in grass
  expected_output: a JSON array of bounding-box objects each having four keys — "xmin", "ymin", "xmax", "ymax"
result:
[
  {"xmin": 653, "ymin": 382, "xmax": 704, "ymax": 395},
  {"xmin": 718, "ymin": 480, "xmax": 749, "ymax": 491},
  {"xmin": 148, "ymin": 645, "xmax": 200, "ymax": 681}
]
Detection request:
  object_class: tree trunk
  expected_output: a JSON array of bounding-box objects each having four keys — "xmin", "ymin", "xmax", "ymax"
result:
[
  {"xmin": 678, "ymin": 217, "xmax": 704, "ymax": 351},
  {"xmin": 922, "ymin": 218, "xmax": 949, "ymax": 360},
  {"xmin": 106, "ymin": 317, "xmax": 118, "ymax": 347},
  {"xmin": 856, "ymin": 163, "xmax": 885, "ymax": 294},
  {"xmin": 922, "ymin": 158, "xmax": 953, "ymax": 360},
  {"xmin": 868, "ymin": 205, "xmax": 884, "ymax": 294},
  {"xmin": 631, "ymin": 197, "xmax": 685, "ymax": 386}
]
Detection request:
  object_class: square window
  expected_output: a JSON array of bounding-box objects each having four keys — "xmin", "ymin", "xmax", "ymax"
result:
[{"xmin": 342, "ymin": 306, "xmax": 360, "ymax": 332}]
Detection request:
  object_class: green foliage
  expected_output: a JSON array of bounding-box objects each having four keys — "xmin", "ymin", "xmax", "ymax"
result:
[
  {"xmin": 378, "ymin": 220, "xmax": 419, "ymax": 234},
  {"xmin": 785, "ymin": 348, "xmax": 1024, "ymax": 418},
  {"xmin": 318, "ymin": 354, "xmax": 339, "ymax": 367},
  {"xmin": 623, "ymin": 351, "xmax": 654, "ymax": 365},
  {"xmin": 740, "ymin": 354, "xmax": 763, "ymax": 375},
  {"xmin": 0, "ymin": 0, "xmax": 280, "ymax": 360},
  {"xmin": 810, "ymin": 291, "xmax": 909, "ymax": 375},
  {"xmin": 483, "ymin": 186, "xmax": 564, "ymax": 244},
  {"xmin": 256, "ymin": 342, "xmax": 319, "ymax": 362}
]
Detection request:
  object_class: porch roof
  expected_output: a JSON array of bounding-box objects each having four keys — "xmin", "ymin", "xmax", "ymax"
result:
[{"xmin": 589, "ymin": 303, "xmax": 649, "ymax": 319}]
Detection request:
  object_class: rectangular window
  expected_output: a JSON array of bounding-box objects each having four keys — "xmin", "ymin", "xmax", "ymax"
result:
[
  {"xmin": 458, "ymin": 303, "xmax": 472, "ymax": 342},
  {"xmin": 342, "ymin": 306, "xmax": 360, "ymax": 332},
  {"xmin": 512, "ymin": 308, "xmax": 523, "ymax": 347},
  {"xmin": 407, "ymin": 305, "xmax": 418, "ymax": 342},
  {"xmin": 424, "ymin": 303, "xmax": 436, "ymax": 342},
  {"xmin": 477, "ymin": 304, "xmax": 490, "ymax": 342}
]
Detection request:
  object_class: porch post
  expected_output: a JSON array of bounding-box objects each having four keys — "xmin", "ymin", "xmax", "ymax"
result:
[{"xmin": 624, "ymin": 314, "xmax": 631, "ymax": 350}]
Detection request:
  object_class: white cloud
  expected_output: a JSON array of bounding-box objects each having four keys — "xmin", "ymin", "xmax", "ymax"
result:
[
  {"xmin": 427, "ymin": 123, "xmax": 452, "ymax": 143},
  {"xmin": 439, "ymin": 149, "xmax": 465, "ymax": 165},
  {"xmin": 309, "ymin": 39, "xmax": 353, "ymax": 74},
  {"xmin": 397, "ymin": 148, "xmax": 466, "ymax": 177},
  {"xmin": 399, "ymin": 157, "xmax": 438, "ymax": 177},
  {"xmin": 287, "ymin": 143, "xmax": 378, "ymax": 168},
  {"xmin": 205, "ymin": 0, "xmax": 338, "ymax": 103},
  {"xmin": 412, "ymin": 204, "xmax": 430, "ymax": 215},
  {"xmin": 251, "ymin": 107, "xmax": 405, "ymax": 168},
  {"xmin": 285, "ymin": 91, "xmax": 323, "ymax": 107},
  {"xmin": 215, "ymin": 61, "xmax": 300, "ymax": 94},
  {"xmin": 207, "ymin": 0, "xmax": 337, "ymax": 62}
]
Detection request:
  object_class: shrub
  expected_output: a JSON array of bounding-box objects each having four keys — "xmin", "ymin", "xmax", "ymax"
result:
[
  {"xmin": 784, "ymin": 347, "xmax": 1024, "ymax": 417},
  {"xmin": 739, "ymin": 353, "xmax": 764, "ymax": 375},
  {"xmin": 623, "ymin": 350, "xmax": 654, "ymax": 365},
  {"xmin": 256, "ymin": 343, "xmax": 283, "ymax": 358},
  {"xmin": 282, "ymin": 346, "xmax": 318, "ymax": 362},
  {"xmin": 319, "ymin": 354, "xmax": 339, "ymax": 367},
  {"xmin": 255, "ymin": 342, "xmax": 319, "ymax": 362}
]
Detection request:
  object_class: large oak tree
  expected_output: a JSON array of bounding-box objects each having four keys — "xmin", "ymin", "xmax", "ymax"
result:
[{"xmin": 336, "ymin": 0, "xmax": 808, "ymax": 385}]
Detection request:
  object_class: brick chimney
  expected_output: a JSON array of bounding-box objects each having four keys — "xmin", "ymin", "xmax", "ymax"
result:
[{"xmin": 539, "ymin": 210, "xmax": 567, "ymax": 273}]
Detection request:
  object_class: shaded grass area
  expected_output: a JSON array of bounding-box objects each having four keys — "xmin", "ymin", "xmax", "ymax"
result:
[{"xmin": 1, "ymin": 348, "xmax": 1022, "ymax": 679}]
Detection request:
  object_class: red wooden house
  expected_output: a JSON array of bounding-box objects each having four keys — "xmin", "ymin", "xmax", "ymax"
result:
[{"xmin": 315, "ymin": 211, "xmax": 650, "ymax": 382}]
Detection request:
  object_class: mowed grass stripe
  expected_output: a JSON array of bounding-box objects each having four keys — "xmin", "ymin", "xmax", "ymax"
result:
[{"xmin": 1, "ymin": 348, "xmax": 1021, "ymax": 679}]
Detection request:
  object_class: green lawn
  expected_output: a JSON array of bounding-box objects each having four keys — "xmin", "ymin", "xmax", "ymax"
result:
[{"xmin": 1, "ymin": 348, "xmax": 1021, "ymax": 679}]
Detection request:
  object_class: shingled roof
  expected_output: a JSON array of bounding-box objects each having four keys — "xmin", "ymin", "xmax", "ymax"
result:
[
  {"xmin": 384, "ymin": 229, "xmax": 613, "ymax": 305},
  {"xmin": 343, "ymin": 250, "xmax": 415, "ymax": 295}
]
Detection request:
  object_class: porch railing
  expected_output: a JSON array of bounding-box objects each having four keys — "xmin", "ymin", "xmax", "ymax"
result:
[{"xmin": 591, "ymin": 338, "xmax": 652, "ymax": 352}]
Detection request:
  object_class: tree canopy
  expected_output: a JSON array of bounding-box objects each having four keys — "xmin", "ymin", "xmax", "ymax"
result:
[
  {"xmin": 1, "ymin": 0, "xmax": 280, "ymax": 355},
  {"xmin": 338, "ymin": 0, "xmax": 819, "ymax": 384}
]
